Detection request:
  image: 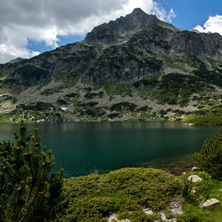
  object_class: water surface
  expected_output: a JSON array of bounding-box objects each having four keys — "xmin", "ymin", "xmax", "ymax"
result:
[{"xmin": 0, "ymin": 121, "xmax": 221, "ymax": 177}]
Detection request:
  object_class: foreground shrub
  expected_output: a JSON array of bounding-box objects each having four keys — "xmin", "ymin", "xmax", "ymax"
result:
[
  {"xmin": 56, "ymin": 168, "xmax": 181, "ymax": 221},
  {"xmin": 193, "ymin": 133, "xmax": 222, "ymax": 179},
  {"xmin": 0, "ymin": 120, "xmax": 66, "ymax": 222},
  {"xmin": 181, "ymin": 172, "xmax": 212, "ymax": 205}
]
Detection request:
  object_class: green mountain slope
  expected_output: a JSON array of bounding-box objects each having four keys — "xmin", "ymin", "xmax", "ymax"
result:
[{"xmin": 0, "ymin": 8, "xmax": 222, "ymax": 123}]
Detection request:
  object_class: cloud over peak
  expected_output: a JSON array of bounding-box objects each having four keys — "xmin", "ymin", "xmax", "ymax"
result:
[
  {"xmin": 0, "ymin": 0, "xmax": 176, "ymax": 63},
  {"xmin": 194, "ymin": 14, "xmax": 222, "ymax": 35}
]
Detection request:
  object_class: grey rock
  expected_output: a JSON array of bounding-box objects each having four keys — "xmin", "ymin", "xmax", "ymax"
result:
[
  {"xmin": 200, "ymin": 198, "xmax": 220, "ymax": 208},
  {"xmin": 187, "ymin": 175, "xmax": 202, "ymax": 183},
  {"xmin": 106, "ymin": 213, "xmax": 131, "ymax": 222},
  {"xmin": 168, "ymin": 197, "xmax": 183, "ymax": 215},
  {"xmin": 143, "ymin": 208, "xmax": 154, "ymax": 215},
  {"xmin": 191, "ymin": 167, "xmax": 199, "ymax": 172},
  {"xmin": 160, "ymin": 212, "xmax": 176, "ymax": 222}
]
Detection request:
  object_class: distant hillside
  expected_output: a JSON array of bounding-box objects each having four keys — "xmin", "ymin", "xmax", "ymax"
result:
[{"xmin": 0, "ymin": 8, "xmax": 222, "ymax": 123}]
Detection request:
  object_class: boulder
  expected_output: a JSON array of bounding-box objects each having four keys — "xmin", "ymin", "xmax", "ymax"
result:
[
  {"xmin": 187, "ymin": 175, "xmax": 202, "ymax": 183},
  {"xmin": 168, "ymin": 197, "xmax": 183, "ymax": 215},
  {"xmin": 191, "ymin": 167, "xmax": 199, "ymax": 172},
  {"xmin": 106, "ymin": 213, "xmax": 131, "ymax": 222},
  {"xmin": 160, "ymin": 212, "xmax": 176, "ymax": 222},
  {"xmin": 200, "ymin": 198, "xmax": 220, "ymax": 208},
  {"xmin": 143, "ymin": 208, "xmax": 154, "ymax": 215}
]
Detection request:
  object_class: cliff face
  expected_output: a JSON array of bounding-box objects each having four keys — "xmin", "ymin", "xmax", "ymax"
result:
[{"xmin": 1, "ymin": 8, "xmax": 222, "ymax": 123}]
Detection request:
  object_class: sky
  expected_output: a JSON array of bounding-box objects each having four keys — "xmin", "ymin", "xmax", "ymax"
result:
[{"xmin": 1, "ymin": 0, "xmax": 222, "ymax": 64}]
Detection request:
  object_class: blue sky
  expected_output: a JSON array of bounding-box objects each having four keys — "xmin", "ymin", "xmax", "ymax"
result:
[
  {"xmin": 1, "ymin": 0, "xmax": 222, "ymax": 63},
  {"xmin": 159, "ymin": 0, "xmax": 222, "ymax": 30}
]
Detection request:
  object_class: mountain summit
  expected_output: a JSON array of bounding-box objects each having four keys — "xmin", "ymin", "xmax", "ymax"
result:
[
  {"xmin": 0, "ymin": 9, "xmax": 222, "ymax": 123},
  {"xmin": 85, "ymin": 8, "xmax": 172, "ymax": 44}
]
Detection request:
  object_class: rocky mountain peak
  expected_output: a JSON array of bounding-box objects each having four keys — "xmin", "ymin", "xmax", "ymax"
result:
[
  {"xmin": 85, "ymin": 8, "xmax": 161, "ymax": 44},
  {"xmin": 131, "ymin": 7, "xmax": 147, "ymax": 15},
  {"xmin": 7, "ymin": 57, "xmax": 26, "ymax": 64},
  {"xmin": 129, "ymin": 8, "xmax": 158, "ymax": 24}
]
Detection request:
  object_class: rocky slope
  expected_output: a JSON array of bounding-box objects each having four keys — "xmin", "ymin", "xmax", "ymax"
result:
[{"xmin": 0, "ymin": 8, "xmax": 222, "ymax": 123}]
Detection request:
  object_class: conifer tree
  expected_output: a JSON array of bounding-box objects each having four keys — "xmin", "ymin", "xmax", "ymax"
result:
[
  {"xmin": 0, "ymin": 120, "xmax": 67, "ymax": 222},
  {"xmin": 193, "ymin": 133, "xmax": 222, "ymax": 179}
]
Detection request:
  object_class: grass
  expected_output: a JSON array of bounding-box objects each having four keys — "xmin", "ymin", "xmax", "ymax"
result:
[
  {"xmin": 188, "ymin": 116, "xmax": 222, "ymax": 126},
  {"xmin": 155, "ymin": 73, "xmax": 210, "ymax": 106},
  {"xmin": 179, "ymin": 171, "xmax": 222, "ymax": 222},
  {"xmin": 204, "ymin": 179, "xmax": 222, "ymax": 221},
  {"xmin": 110, "ymin": 102, "xmax": 137, "ymax": 112},
  {"xmin": 41, "ymin": 77, "xmax": 80, "ymax": 96},
  {"xmin": 93, "ymin": 83, "xmax": 133, "ymax": 97},
  {"xmin": 3, "ymin": 65, "xmax": 50, "ymax": 90},
  {"xmin": 0, "ymin": 113, "xmax": 11, "ymax": 123}
]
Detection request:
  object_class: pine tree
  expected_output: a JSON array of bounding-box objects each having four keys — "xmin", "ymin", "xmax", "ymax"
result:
[
  {"xmin": 193, "ymin": 133, "xmax": 222, "ymax": 179},
  {"xmin": 0, "ymin": 120, "xmax": 67, "ymax": 222}
]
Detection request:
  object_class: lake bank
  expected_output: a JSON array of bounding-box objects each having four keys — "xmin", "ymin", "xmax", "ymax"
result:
[{"xmin": 139, "ymin": 155, "xmax": 194, "ymax": 176}]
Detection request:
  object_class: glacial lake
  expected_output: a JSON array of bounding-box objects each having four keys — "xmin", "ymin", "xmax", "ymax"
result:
[{"xmin": 0, "ymin": 121, "xmax": 222, "ymax": 178}]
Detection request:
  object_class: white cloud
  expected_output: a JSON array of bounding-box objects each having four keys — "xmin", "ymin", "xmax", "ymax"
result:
[
  {"xmin": 194, "ymin": 15, "xmax": 222, "ymax": 35},
  {"xmin": 0, "ymin": 0, "xmax": 176, "ymax": 63},
  {"xmin": 151, "ymin": 2, "xmax": 176, "ymax": 22}
]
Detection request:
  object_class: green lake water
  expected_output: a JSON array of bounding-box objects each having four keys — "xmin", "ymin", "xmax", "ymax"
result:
[{"xmin": 0, "ymin": 121, "xmax": 222, "ymax": 178}]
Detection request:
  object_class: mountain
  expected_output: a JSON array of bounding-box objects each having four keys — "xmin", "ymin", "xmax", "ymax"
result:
[
  {"xmin": 7, "ymin": 57, "xmax": 27, "ymax": 64},
  {"xmin": 0, "ymin": 8, "xmax": 222, "ymax": 123}
]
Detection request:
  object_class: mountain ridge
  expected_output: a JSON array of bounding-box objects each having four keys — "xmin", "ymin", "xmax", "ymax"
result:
[{"xmin": 0, "ymin": 8, "xmax": 222, "ymax": 123}]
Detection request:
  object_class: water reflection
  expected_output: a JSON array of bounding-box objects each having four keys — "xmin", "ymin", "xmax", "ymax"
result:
[
  {"xmin": 26, "ymin": 121, "xmax": 194, "ymax": 132},
  {"xmin": 0, "ymin": 121, "xmax": 222, "ymax": 177}
]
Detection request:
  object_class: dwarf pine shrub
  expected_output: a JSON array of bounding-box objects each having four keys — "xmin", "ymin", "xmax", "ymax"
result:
[
  {"xmin": 0, "ymin": 120, "xmax": 67, "ymax": 222},
  {"xmin": 193, "ymin": 133, "xmax": 222, "ymax": 179}
]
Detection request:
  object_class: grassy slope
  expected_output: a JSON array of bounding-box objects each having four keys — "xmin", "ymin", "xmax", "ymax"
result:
[{"xmin": 187, "ymin": 116, "xmax": 222, "ymax": 126}]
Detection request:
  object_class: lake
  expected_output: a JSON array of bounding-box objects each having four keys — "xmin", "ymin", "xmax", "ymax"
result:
[{"xmin": 0, "ymin": 121, "xmax": 221, "ymax": 177}]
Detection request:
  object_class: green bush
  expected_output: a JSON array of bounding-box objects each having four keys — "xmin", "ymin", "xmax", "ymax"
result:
[
  {"xmin": 0, "ymin": 120, "xmax": 67, "ymax": 221},
  {"xmin": 181, "ymin": 172, "xmax": 212, "ymax": 205},
  {"xmin": 56, "ymin": 168, "xmax": 181, "ymax": 221},
  {"xmin": 193, "ymin": 133, "xmax": 222, "ymax": 179},
  {"xmin": 110, "ymin": 102, "xmax": 137, "ymax": 112}
]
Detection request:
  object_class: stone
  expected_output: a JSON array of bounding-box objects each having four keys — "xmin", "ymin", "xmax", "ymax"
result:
[
  {"xmin": 106, "ymin": 213, "xmax": 131, "ymax": 222},
  {"xmin": 171, "ymin": 207, "xmax": 183, "ymax": 215},
  {"xmin": 191, "ymin": 167, "xmax": 199, "ymax": 172},
  {"xmin": 160, "ymin": 212, "xmax": 176, "ymax": 222},
  {"xmin": 143, "ymin": 207, "xmax": 178, "ymax": 222},
  {"xmin": 106, "ymin": 213, "xmax": 118, "ymax": 222},
  {"xmin": 143, "ymin": 208, "xmax": 154, "ymax": 215},
  {"xmin": 169, "ymin": 197, "xmax": 183, "ymax": 215},
  {"xmin": 200, "ymin": 198, "xmax": 220, "ymax": 208},
  {"xmin": 191, "ymin": 188, "xmax": 196, "ymax": 194},
  {"xmin": 187, "ymin": 175, "xmax": 202, "ymax": 183}
]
